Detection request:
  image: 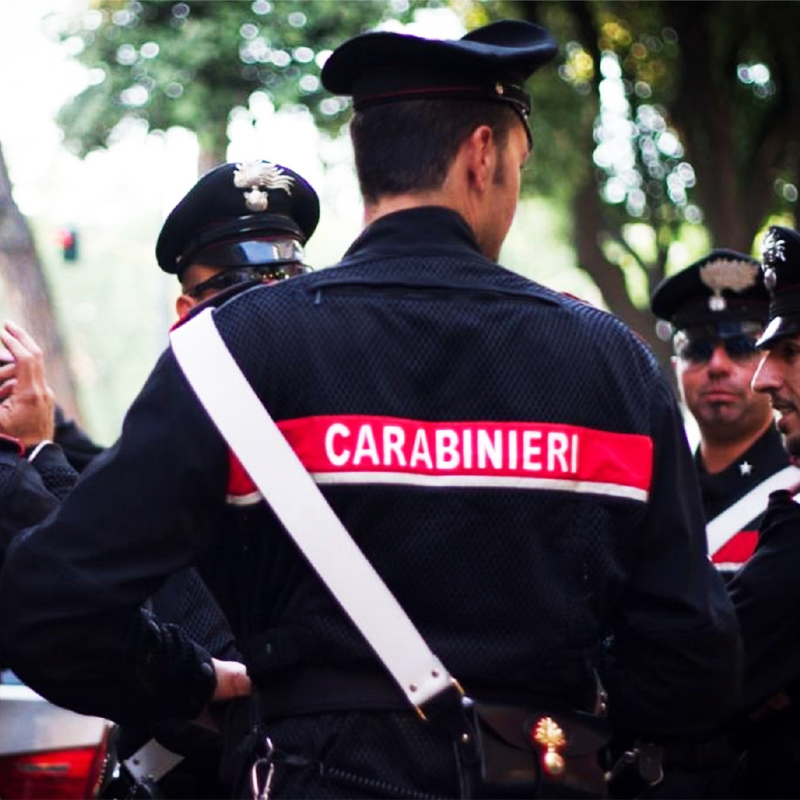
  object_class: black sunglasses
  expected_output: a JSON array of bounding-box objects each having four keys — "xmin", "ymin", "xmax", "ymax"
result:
[
  {"xmin": 186, "ymin": 263, "xmax": 312, "ymax": 298},
  {"xmin": 675, "ymin": 334, "xmax": 760, "ymax": 365}
]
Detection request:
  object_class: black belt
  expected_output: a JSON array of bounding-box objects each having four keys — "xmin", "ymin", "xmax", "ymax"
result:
[
  {"xmin": 256, "ymin": 667, "xmax": 410, "ymax": 721},
  {"xmin": 256, "ymin": 667, "xmax": 589, "ymax": 723}
]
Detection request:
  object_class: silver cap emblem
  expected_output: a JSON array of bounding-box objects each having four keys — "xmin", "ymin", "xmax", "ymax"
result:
[
  {"xmin": 761, "ymin": 228, "xmax": 787, "ymax": 265},
  {"xmin": 699, "ymin": 257, "xmax": 759, "ymax": 312},
  {"xmin": 233, "ymin": 161, "xmax": 294, "ymax": 213}
]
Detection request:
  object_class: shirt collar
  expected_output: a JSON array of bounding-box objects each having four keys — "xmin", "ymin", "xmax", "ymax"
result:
[{"xmin": 341, "ymin": 206, "xmax": 484, "ymax": 264}]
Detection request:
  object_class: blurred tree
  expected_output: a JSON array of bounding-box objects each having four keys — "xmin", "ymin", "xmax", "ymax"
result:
[
  {"xmin": 504, "ymin": 0, "xmax": 800, "ymax": 363},
  {"xmin": 48, "ymin": 0, "xmax": 800, "ymax": 364},
  {"xmin": 49, "ymin": 0, "xmax": 417, "ymax": 173},
  {"xmin": 0, "ymin": 142, "xmax": 81, "ymax": 421}
]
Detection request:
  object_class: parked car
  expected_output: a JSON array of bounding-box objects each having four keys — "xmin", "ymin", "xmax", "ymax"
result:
[{"xmin": 0, "ymin": 669, "xmax": 111, "ymax": 799}]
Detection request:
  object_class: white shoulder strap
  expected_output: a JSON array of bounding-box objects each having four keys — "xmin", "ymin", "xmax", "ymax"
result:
[
  {"xmin": 170, "ymin": 308, "xmax": 455, "ymax": 710},
  {"xmin": 706, "ymin": 464, "xmax": 800, "ymax": 556}
]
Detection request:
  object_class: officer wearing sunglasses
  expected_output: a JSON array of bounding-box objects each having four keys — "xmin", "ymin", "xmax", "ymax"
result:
[
  {"xmin": 652, "ymin": 249, "xmax": 790, "ymax": 582},
  {"xmin": 110, "ymin": 159, "xmax": 320, "ymax": 798},
  {"xmin": 647, "ymin": 249, "xmax": 796, "ymax": 798},
  {"xmin": 155, "ymin": 159, "xmax": 319, "ymax": 321}
]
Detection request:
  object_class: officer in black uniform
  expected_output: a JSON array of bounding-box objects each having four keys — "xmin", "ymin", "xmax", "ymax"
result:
[
  {"xmin": 726, "ymin": 225, "xmax": 800, "ymax": 799},
  {"xmin": 651, "ymin": 251, "xmax": 795, "ymax": 583},
  {"xmin": 0, "ymin": 160, "xmax": 320, "ymax": 799},
  {"xmin": 644, "ymin": 254, "xmax": 795, "ymax": 797},
  {"xmin": 0, "ymin": 20, "xmax": 742, "ymax": 800},
  {"xmin": 108, "ymin": 159, "xmax": 320, "ymax": 799}
]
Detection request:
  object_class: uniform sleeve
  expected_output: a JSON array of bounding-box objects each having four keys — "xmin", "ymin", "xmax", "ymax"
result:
[
  {"xmin": 0, "ymin": 443, "xmax": 62, "ymax": 564},
  {"xmin": 603, "ymin": 379, "xmax": 743, "ymax": 742},
  {"xmin": 26, "ymin": 441, "xmax": 80, "ymax": 500},
  {"xmin": 0, "ymin": 349, "xmax": 228, "ymax": 726},
  {"xmin": 727, "ymin": 490, "xmax": 800, "ymax": 713},
  {"xmin": 53, "ymin": 405, "xmax": 106, "ymax": 472}
]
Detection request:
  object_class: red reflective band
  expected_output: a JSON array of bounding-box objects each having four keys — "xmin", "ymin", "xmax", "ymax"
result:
[
  {"xmin": 226, "ymin": 450, "xmax": 263, "ymax": 505},
  {"xmin": 276, "ymin": 415, "xmax": 652, "ymax": 501},
  {"xmin": 711, "ymin": 529, "xmax": 758, "ymax": 566}
]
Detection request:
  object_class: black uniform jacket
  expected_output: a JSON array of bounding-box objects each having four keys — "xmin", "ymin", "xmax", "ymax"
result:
[
  {"xmin": 0, "ymin": 439, "xmax": 76, "ymax": 562},
  {"xmin": 728, "ymin": 489, "xmax": 800, "ymax": 713},
  {"xmin": 698, "ymin": 424, "xmax": 791, "ymax": 575},
  {"xmin": 0, "ymin": 208, "xmax": 741, "ymax": 744}
]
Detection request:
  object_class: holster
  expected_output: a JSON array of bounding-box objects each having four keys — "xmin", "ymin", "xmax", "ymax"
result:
[{"xmin": 467, "ymin": 701, "xmax": 611, "ymax": 799}]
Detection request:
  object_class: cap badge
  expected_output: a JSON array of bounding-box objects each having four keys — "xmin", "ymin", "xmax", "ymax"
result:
[
  {"xmin": 761, "ymin": 228, "xmax": 787, "ymax": 264},
  {"xmin": 233, "ymin": 161, "xmax": 294, "ymax": 213},
  {"xmin": 699, "ymin": 258, "xmax": 759, "ymax": 312}
]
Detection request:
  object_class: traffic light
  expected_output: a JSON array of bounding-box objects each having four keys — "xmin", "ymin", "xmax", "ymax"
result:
[{"xmin": 58, "ymin": 227, "xmax": 79, "ymax": 262}]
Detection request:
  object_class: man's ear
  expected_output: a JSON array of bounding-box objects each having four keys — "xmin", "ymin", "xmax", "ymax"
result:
[
  {"xmin": 175, "ymin": 293, "xmax": 195, "ymax": 320},
  {"xmin": 464, "ymin": 125, "xmax": 496, "ymax": 192}
]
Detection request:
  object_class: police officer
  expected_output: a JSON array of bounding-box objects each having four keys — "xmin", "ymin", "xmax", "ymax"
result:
[
  {"xmin": 109, "ymin": 158, "xmax": 320, "ymax": 798},
  {"xmin": 0, "ymin": 159, "xmax": 320, "ymax": 799},
  {"xmin": 726, "ymin": 225, "xmax": 800, "ymax": 798},
  {"xmin": 159, "ymin": 158, "xmax": 318, "ymax": 319},
  {"xmin": 648, "ymin": 253, "xmax": 800, "ymax": 798},
  {"xmin": 651, "ymin": 251, "xmax": 796, "ymax": 582},
  {"xmin": 0, "ymin": 20, "xmax": 741, "ymax": 800}
]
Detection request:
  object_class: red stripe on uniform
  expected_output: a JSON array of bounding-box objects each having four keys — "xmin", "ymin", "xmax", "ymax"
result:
[
  {"xmin": 711, "ymin": 530, "xmax": 758, "ymax": 565},
  {"xmin": 275, "ymin": 415, "xmax": 652, "ymax": 497},
  {"xmin": 226, "ymin": 450, "xmax": 261, "ymax": 504}
]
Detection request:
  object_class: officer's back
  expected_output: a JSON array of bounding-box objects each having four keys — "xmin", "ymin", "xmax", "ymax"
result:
[{"xmin": 0, "ymin": 19, "xmax": 742, "ymax": 800}]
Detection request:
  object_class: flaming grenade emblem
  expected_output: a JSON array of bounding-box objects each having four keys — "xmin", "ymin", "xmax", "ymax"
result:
[
  {"xmin": 762, "ymin": 228, "xmax": 787, "ymax": 264},
  {"xmin": 532, "ymin": 716, "xmax": 567, "ymax": 778},
  {"xmin": 699, "ymin": 258, "xmax": 759, "ymax": 312},
  {"xmin": 233, "ymin": 161, "xmax": 294, "ymax": 212}
]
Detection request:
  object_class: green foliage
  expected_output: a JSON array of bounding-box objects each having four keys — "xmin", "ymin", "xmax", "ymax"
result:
[
  {"xmin": 50, "ymin": 0, "xmax": 425, "ymax": 162},
  {"xmin": 46, "ymin": 0, "xmax": 800, "ymax": 360}
]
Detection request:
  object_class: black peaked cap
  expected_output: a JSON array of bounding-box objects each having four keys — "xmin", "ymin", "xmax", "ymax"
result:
[
  {"xmin": 156, "ymin": 160, "xmax": 320, "ymax": 275},
  {"xmin": 757, "ymin": 225, "xmax": 800, "ymax": 348},
  {"xmin": 320, "ymin": 19, "xmax": 558, "ymax": 119},
  {"xmin": 651, "ymin": 248, "xmax": 767, "ymax": 330}
]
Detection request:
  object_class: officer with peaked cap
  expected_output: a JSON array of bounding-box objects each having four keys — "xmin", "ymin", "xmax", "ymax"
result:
[
  {"xmin": 156, "ymin": 159, "xmax": 319, "ymax": 318},
  {"xmin": 721, "ymin": 226, "xmax": 800, "ymax": 799},
  {"xmin": 651, "ymin": 250, "xmax": 792, "ymax": 580},
  {"xmin": 648, "ymin": 251, "xmax": 797, "ymax": 799},
  {"xmin": 0, "ymin": 19, "xmax": 741, "ymax": 800},
  {"xmin": 0, "ymin": 159, "xmax": 322, "ymax": 799},
  {"xmin": 105, "ymin": 160, "xmax": 321, "ymax": 798}
]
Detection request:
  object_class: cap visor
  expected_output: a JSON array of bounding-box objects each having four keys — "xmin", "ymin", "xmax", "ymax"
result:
[{"xmin": 756, "ymin": 315, "xmax": 800, "ymax": 349}]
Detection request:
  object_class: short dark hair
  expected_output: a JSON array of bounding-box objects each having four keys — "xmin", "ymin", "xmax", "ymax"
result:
[{"xmin": 350, "ymin": 99, "xmax": 520, "ymax": 205}]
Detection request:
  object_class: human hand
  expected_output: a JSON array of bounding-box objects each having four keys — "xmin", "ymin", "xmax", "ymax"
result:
[
  {"xmin": 0, "ymin": 321, "xmax": 55, "ymax": 447},
  {"xmin": 211, "ymin": 658, "xmax": 252, "ymax": 702}
]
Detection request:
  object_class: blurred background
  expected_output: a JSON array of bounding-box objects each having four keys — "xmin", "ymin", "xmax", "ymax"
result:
[{"xmin": 0, "ymin": 0, "xmax": 797, "ymax": 446}]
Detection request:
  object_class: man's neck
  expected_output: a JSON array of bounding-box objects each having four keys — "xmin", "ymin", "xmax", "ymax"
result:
[
  {"xmin": 699, "ymin": 417, "xmax": 773, "ymax": 475},
  {"xmin": 363, "ymin": 190, "xmax": 456, "ymax": 228}
]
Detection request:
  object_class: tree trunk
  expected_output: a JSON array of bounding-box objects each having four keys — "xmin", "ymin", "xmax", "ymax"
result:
[{"xmin": 0, "ymin": 141, "xmax": 82, "ymax": 422}]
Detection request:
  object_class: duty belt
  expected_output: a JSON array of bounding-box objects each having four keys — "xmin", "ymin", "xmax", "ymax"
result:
[{"xmin": 256, "ymin": 667, "xmax": 411, "ymax": 721}]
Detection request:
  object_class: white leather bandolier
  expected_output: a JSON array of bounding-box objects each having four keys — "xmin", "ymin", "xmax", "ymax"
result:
[
  {"xmin": 706, "ymin": 464, "xmax": 800, "ymax": 558},
  {"xmin": 170, "ymin": 308, "xmax": 457, "ymax": 714}
]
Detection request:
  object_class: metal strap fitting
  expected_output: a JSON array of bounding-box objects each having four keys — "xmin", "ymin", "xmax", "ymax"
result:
[{"xmin": 250, "ymin": 736, "xmax": 275, "ymax": 800}]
